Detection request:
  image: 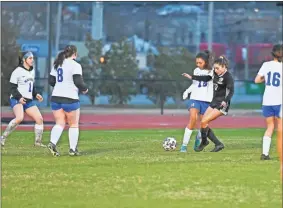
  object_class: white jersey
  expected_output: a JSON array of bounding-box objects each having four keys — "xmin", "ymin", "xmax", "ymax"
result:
[
  {"xmin": 50, "ymin": 59, "xmax": 83, "ymax": 100},
  {"xmin": 190, "ymin": 68, "xmax": 214, "ymax": 102},
  {"xmin": 258, "ymin": 61, "xmax": 282, "ymax": 106},
  {"xmin": 10, "ymin": 66, "xmax": 35, "ymax": 99}
]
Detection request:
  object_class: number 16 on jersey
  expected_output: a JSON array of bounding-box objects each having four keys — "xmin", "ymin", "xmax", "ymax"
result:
[{"xmin": 266, "ymin": 72, "xmax": 281, "ymax": 87}]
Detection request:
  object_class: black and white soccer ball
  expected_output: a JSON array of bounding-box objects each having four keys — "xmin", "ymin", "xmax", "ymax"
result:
[{"xmin": 163, "ymin": 137, "xmax": 177, "ymax": 151}]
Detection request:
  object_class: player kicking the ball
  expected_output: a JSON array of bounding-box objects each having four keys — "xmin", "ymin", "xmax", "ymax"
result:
[
  {"xmin": 1, "ymin": 51, "xmax": 45, "ymax": 147},
  {"xmin": 186, "ymin": 56, "xmax": 234, "ymax": 152},
  {"xmin": 47, "ymin": 45, "xmax": 88, "ymax": 156},
  {"xmin": 180, "ymin": 50, "xmax": 214, "ymax": 152}
]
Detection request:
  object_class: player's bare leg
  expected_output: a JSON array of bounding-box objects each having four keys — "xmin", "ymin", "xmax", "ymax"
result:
[
  {"xmin": 25, "ymin": 106, "xmax": 45, "ymax": 147},
  {"xmin": 65, "ymin": 108, "xmax": 80, "ymax": 156},
  {"xmin": 1, "ymin": 104, "xmax": 24, "ymax": 146},
  {"xmin": 193, "ymin": 115, "xmax": 203, "ymax": 151},
  {"xmin": 180, "ymin": 108, "xmax": 199, "ymax": 152},
  {"xmin": 261, "ymin": 117, "xmax": 275, "ymax": 160}
]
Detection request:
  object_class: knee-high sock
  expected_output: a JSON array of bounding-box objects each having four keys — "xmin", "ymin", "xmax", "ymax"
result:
[
  {"xmin": 2, "ymin": 119, "xmax": 19, "ymax": 141},
  {"xmin": 69, "ymin": 127, "xmax": 79, "ymax": 151},
  {"xmin": 200, "ymin": 126, "xmax": 209, "ymax": 143},
  {"xmin": 207, "ymin": 128, "xmax": 222, "ymax": 145},
  {"xmin": 34, "ymin": 124, "xmax": 44, "ymax": 143},
  {"xmin": 50, "ymin": 125, "xmax": 64, "ymax": 145}
]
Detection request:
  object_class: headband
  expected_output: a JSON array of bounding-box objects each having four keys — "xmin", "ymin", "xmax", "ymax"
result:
[{"xmin": 23, "ymin": 51, "xmax": 33, "ymax": 59}]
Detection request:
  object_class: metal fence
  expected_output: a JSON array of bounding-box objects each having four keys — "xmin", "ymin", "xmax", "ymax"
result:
[
  {"xmin": 2, "ymin": 1, "xmax": 280, "ymax": 111},
  {"xmin": 25, "ymin": 78, "xmax": 263, "ymax": 110}
]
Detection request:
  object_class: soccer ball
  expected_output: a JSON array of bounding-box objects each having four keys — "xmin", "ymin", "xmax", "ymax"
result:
[{"xmin": 163, "ymin": 137, "xmax": 177, "ymax": 151}]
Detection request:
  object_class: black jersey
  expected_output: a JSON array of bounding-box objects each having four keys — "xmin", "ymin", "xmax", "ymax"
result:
[{"xmin": 212, "ymin": 71, "xmax": 234, "ymax": 103}]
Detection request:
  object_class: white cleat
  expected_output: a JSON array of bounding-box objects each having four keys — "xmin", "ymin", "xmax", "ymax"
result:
[
  {"xmin": 34, "ymin": 142, "xmax": 46, "ymax": 147},
  {"xmin": 1, "ymin": 136, "xmax": 5, "ymax": 147}
]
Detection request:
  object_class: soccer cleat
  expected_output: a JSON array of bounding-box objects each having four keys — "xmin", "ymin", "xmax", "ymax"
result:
[
  {"xmin": 47, "ymin": 143, "xmax": 60, "ymax": 156},
  {"xmin": 210, "ymin": 143, "xmax": 225, "ymax": 152},
  {"xmin": 34, "ymin": 142, "xmax": 46, "ymax": 147},
  {"xmin": 195, "ymin": 140, "xmax": 209, "ymax": 152},
  {"xmin": 1, "ymin": 136, "xmax": 5, "ymax": 147},
  {"xmin": 260, "ymin": 154, "xmax": 270, "ymax": 160},
  {"xmin": 180, "ymin": 145, "xmax": 187, "ymax": 153},
  {"xmin": 69, "ymin": 148, "xmax": 80, "ymax": 156},
  {"xmin": 193, "ymin": 137, "xmax": 202, "ymax": 151}
]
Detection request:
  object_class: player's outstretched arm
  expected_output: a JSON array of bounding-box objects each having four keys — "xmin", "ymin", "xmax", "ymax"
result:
[
  {"xmin": 191, "ymin": 75, "xmax": 212, "ymax": 82},
  {"xmin": 182, "ymin": 73, "xmax": 212, "ymax": 82}
]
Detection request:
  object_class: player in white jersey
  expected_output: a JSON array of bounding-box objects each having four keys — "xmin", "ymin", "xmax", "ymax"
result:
[
  {"xmin": 184, "ymin": 55, "xmax": 233, "ymax": 153},
  {"xmin": 254, "ymin": 44, "xmax": 282, "ymax": 161},
  {"xmin": 180, "ymin": 50, "xmax": 222, "ymax": 152},
  {"xmin": 1, "ymin": 51, "xmax": 45, "ymax": 147},
  {"xmin": 47, "ymin": 45, "xmax": 88, "ymax": 156}
]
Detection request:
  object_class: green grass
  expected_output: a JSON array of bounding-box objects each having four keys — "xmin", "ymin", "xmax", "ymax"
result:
[{"xmin": 1, "ymin": 128, "xmax": 282, "ymax": 208}]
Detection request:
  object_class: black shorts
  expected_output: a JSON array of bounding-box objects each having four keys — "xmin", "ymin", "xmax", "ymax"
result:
[{"xmin": 209, "ymin": 100, "xmax": 230, "ymax": 115}]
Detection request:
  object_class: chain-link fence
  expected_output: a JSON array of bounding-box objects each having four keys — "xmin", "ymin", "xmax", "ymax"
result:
[{"xmin": 1, "ymin": 2, "xmax": 281, "ymax": 109}]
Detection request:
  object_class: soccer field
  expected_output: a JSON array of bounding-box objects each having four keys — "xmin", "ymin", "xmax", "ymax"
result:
[{"xmin": 1, "ymin": 128, "xmax": 281, "ymax": 208}]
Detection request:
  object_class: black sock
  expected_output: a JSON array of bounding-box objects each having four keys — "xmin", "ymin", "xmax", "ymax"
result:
[
  {"xmin": 207, "ymin": 128, "xmax": 222, "ymax": 146},
  {"xmin": 200, "ymin": 127, "xmax": 209, "ymax": 143}
]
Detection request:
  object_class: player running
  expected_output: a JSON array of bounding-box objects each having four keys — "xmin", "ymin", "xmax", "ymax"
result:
[
  {"xmin": 47, "ymin": 45, "xmax": 88, "ymax": 156},
  {"xmin": 180, "ymin": 50, "xmax": 215, "ymax": 152},
  {"xmin": 186, "ymin": 55, "xmax": 234, "ymax": 152},
  {"xmin": 1, "ymin": 51, "xmax": 45, "ymax": 147},
  {"xmin": 254, "ymin": 44, "xmax": 282, "ymax": 160}
]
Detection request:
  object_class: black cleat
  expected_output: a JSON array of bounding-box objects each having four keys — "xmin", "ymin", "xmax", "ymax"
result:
[
  {"xmin": 195, "ymin": 140, "xmax": 210, "ymax": 152},
  {"xmin": 210, "ymin": 143, "xmax": 225, "ymax": 152},
  {"xmin": 69, "ymin": 148, "xmax": 80, "ymax": 156},
  {"xmin": 260, "ymin": 154, "xmax": 270, "ymax": 160},
  {"xmin": 47, "ymin": 143, "xmax": 60, "ymax": 156}
]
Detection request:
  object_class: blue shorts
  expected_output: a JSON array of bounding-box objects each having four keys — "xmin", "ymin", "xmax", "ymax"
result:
[
  {"xmin": 187, "ymin": 99, "xmax": 210, "ymax": 115},
  {"xmin": 262, "ymin": 105, "xmax": 281, "ymax": 118},
  {"xmin": 51, "ymin": 102, "xmax": 80, "ymax": 112},
  {"xmin": 10, "ymin": 98, "xmax": 36, "ymax": 111}
]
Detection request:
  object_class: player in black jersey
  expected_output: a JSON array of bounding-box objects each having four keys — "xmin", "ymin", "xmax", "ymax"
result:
[
  {"xmin": 185, "ymin": 56, "xmax": 235, "ymax": 152},
  {"xmin": 197, "ymin": 56, "xmax": 234, "ymax": 152}
]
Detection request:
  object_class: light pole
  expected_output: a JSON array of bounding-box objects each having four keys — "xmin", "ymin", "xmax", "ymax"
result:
[
  {"xmin": 208, "ymin": 2, "xmax": 214, "ymax": 51},
  {"xmin": 92, "ymin": 1, "xmax": 103, "ymax": 40},
  {"xmin": 46, "ymin": 2, "xmax": 52, "ymax": 106}
]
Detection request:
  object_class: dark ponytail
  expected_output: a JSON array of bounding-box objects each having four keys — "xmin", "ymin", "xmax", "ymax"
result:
[
  {"xmin": 53, "ymin": 51, "xmax": 66, "ymax": 69},
  {"xmin": 214, "ymin": 55, "xmax": 229, "ymax": 69},
  {"xmin": 53, "ymin": 45, "xmax": 78, "ymax": 69},
  {"xmin": 196, "ymin": 50, "xmax": 215, "ymax": 70}
]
